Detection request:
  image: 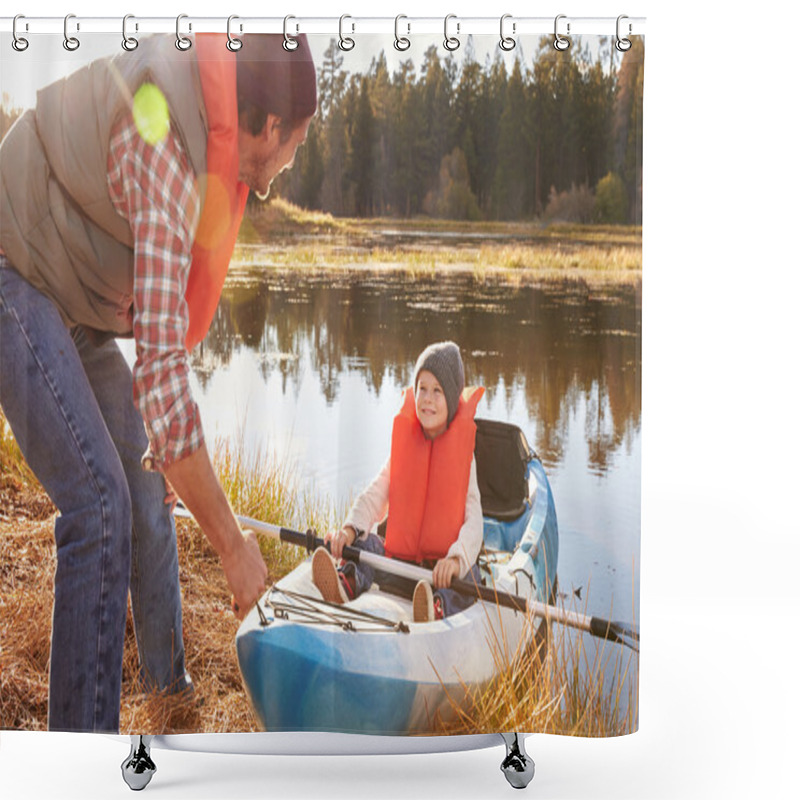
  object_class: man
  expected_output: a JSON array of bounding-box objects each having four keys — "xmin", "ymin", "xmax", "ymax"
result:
[{"xmin": 0, "ymin": 33, "xmax": 316, "ymax": 732}]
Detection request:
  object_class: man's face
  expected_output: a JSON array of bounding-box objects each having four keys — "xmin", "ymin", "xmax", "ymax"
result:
[{"xmin": 238, "ymin": 114, "xmax": 311, "ymax": 198}]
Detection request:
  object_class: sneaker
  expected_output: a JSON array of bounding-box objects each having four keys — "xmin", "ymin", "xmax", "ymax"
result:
[
  {"xmin": 312, "ymin": 548, "xmax": 348, "ymax": 604},
  {"xmin": 413, "ymin": 580, "xmax": 434, "ymax": 623},
  {"xmin": 339, "ymin": 563, "xmax": 357, "ymax": 601}
]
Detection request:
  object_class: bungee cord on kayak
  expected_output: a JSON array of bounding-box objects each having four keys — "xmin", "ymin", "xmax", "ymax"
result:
[{"xmin": 260, "ymin": 587, "xmax": 412, "ymax": 634}]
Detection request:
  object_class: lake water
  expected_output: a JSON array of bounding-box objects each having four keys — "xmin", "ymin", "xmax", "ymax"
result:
[{"xmin": 122, "ymin": 262, "xmax": 640, "ymax": 694}]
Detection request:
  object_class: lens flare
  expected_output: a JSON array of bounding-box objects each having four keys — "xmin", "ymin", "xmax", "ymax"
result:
[{"xmin": 132, "ymin": 83, "xmax": 170, "ymax": 145}]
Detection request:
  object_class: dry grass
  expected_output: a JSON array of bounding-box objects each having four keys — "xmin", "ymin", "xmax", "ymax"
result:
[
  {"xmin": 228, "ymin": 200, "xmax": 642, "ymax": 285},
  {"xmin": 0, "ymin": 472, "xmax": 258, "ymax": 734},
  {"xmin": 119, "ymin": 514, "xmax": 258, "ymax": 734},
  {"xmin": 0, "ymin": 412, "xmax": 335, "ymax": 734},
  {"xmin": 214, "ymin": 436, "xmax": 338, "ymax": 579},
  {"xmin": 436, "ymin": 599, "xmax": 638, "ymax": 737},
  {"xmin": 0, "ymin": 517, "xmax": 54, "ymax": 730},
  {"xmin": 1, "ymin": 416, "xmax": 58, "ymax": 729},
  {"xmin": 239, "ymin": 197, "xmax": 352, "ymax": 242},
  {"xmin": 230, "ymin": 222, "xmax": 641, "ymax": 286}
]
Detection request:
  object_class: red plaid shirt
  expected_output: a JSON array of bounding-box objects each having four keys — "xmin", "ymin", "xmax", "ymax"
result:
[{"xmin": 107, "ymin": 113, "xmax": 204, "ymax": 471}]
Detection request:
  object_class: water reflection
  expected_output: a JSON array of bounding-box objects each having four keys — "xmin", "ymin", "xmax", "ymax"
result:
[{"xmin": 192, "ymin": 269, "xmax": 641, "ymax": 476}]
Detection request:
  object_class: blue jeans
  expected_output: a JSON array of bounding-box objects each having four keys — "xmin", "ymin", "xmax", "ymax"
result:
[
  {"xmin": 345, "ymin": 534, "xmax": 482, "ymax": 617},
  {"xmin": 0, "ymin": 264, "xmax": 189, "ymax": 732}
]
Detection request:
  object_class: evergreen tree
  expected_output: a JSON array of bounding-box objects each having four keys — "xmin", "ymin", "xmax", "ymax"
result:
[
  {"xmin": 276, "ymin": 35, "xmax": 642, "ymax": 224},
  {"xmin": 347, "ymin": 78, "xmax": 375, "ymax": 216},
  {"xmin": 420, "ymin": 46, "xmax": 455, "ymax": 195},
  {"xmin": 476, "ymin": 54, "xmax": 507, "ymax": 213},
  {"xmin": 613, "ymin": 38, "xmax": 644, "ymax": 223},
  {"xmin": 454, "ymin": 40, "xmax": 482, "ymax": 199},
  {"xmin": 318, "ymin": 38, "xmax": 347, "ymax": 120},
  {"xmin": 368, "ymin": 51, "xmax": 394, "ymax": 215},
  {"xmin": 493, "ymin": 58, "xmax": 529, "ymax": 219},
  {"xmin": 296, "ymin": 119, "xmax": 324, "ymax": 209},
  {"xmin": 393, "ymin": 59, "xmax": 427, "ymax": 215}
]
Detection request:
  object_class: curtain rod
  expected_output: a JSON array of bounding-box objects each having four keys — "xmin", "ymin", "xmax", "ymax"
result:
[{"xmin": 0, "ymin": 16, "xmax": 646, "ymax": 37}]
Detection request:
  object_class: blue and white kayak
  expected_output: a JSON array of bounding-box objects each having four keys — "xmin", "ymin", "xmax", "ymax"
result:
[{"xmin": 235, "ymin": 432, "xmax": 559, "ymax": 736}]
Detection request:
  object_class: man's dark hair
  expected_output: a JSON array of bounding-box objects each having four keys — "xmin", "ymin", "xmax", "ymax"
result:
[{"xmin": 236, "ymin": 33, "xmax": 317, "ymax": 140}]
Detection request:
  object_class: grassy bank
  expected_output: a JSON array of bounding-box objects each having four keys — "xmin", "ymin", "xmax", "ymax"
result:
[
  {"xmin": 1, "ymin": 410, "xmax": 335, "ymax": 733},
  {"xmin": 236, "ymin": 199, "xmax": 642, "ymax": 286},
  {"xmin": 1, "ymin": 410, "xmax": 635, "ymax": 736}
]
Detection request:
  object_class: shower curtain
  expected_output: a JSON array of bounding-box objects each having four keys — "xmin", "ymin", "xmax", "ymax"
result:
[{"xmin": 0, "ymin": 17, "xmax": 642, "ymax": 741}]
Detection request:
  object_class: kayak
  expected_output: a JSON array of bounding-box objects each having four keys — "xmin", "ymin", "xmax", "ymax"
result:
[{"xmin": 235, "ymin": 420, "xmax": 559, "ymax": 735}]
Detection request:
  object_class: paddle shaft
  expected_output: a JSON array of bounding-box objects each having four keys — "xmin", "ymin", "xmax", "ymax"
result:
[{"xmin": 176, "ymin": 507, "xmax": 637, "ymax": 648}]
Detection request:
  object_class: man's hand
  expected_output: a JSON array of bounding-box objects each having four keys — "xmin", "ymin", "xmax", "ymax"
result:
[
  {"xmin": 221, "ymin": 528, "xmax": 268, "ymax": 620},
  {"xmin": 164, "ymin": 443, "xmax": 269, "ymax": 619},
  {"xmin": 432, "ymin": 556, "xmax": 461, "ymax": 590},
  {"xmin": 163, "ymin": 477, "xmax": 178, "ymax": 512}
]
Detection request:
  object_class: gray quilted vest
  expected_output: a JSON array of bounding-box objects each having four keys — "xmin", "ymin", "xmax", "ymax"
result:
[{"xmin": 0, "ymin": 35, "xmax": 210, "ymax": 334}]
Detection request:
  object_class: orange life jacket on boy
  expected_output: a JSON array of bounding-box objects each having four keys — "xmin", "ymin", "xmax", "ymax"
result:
[
  {"xmin": 384, "ymin": 385, "xmax": 485, "ymax": 563},
  {"xmin": 184, "ymin": 34, "xmax": 250, "ymax": 350}
]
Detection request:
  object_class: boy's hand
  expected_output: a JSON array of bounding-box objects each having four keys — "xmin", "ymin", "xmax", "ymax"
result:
[
  {"xmin": 432, "ymin": 556, "xmax": 461, "ymax": 590},
  {"xmin": 324, "ymin": 525, "xmax": 356, "ymax": 560}
]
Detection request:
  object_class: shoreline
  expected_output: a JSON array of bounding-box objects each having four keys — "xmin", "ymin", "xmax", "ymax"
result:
[
  {"xmin": 234, "ymin": 201, "xmax": 642, "ymax": 288},
  {"xmin": 230, "ymin": 257, "xmax": 643, "ymax": 289}
]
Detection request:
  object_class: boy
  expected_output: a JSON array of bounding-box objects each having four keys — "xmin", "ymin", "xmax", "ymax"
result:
[{"xmin": 313, "ymin": 341, "xmax": 484, "ymax": 622}]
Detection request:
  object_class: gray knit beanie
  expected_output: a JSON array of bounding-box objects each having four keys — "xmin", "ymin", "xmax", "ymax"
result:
[{"xmin": 413, "ymin": 341, "xmax": 465, "ymax": 426}]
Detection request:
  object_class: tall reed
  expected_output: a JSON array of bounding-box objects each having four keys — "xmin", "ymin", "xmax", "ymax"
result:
[
  {"xmin": 438, "ymin": 595, "xmax": 638, "ymax": 738},
  {"xmin": 213, "ymin": 436, "xmax": 339, "ymax": 579}
]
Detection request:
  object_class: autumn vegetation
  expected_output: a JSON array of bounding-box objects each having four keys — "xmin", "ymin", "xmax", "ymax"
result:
[{"xmin": 277, "ymin": 36, "xmax": 644, "ymax": 225}]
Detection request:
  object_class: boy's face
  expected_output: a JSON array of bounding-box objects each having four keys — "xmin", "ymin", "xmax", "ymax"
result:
[{"xmin": 415, "ymin": 370, "xmax": 448, "ymax": 440}]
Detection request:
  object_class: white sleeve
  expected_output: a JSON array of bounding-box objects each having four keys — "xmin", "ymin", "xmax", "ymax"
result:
[
  {"xmin": 446, "ymin": 456, "xmax": 484, "ymax": 578},
  {"xmin": 343, "ymin": 457, "xmax": 391, "ymax": 539}
]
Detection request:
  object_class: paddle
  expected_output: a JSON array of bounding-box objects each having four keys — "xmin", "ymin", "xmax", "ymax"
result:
[{"xmin": 175, "ymin": 507, "xmax": 639, "ymax": 652}]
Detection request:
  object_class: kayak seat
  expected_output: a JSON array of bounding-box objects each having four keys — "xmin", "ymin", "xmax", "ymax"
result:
[{"xmin": 474, "ymin": 418, "xmax": 533, "ymax": 522}]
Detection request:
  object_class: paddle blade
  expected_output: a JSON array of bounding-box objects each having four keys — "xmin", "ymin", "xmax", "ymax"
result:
[{"xmin": 589, "ymin": 617, "xmax": 640, "ymax": 652}]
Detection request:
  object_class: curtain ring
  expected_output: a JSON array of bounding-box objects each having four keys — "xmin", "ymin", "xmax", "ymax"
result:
[
  {"xmin": 444, "ymin": 14, "xmax": 460, "ymax": 51},
  {"xmin": 499, "ymin": 14, "xmax": 516, "ymax": 51},
  {"xmin": 615, "ymin": 15, "xmax": 632, "ymax": 52},
  {"xmin": 175, "ymin": 14, "xmax": 192, "ymax": 51},
  {"xmin": 227, "ymin": 15, "xmax": 243, "ymax": 51},
  {"xmin": 63, "ymin": 14, "xmax": 80, "ymax": 51},
  {"xmin": 339, "ymin": 15, "xmax": 355, "ymax": 51},
  {"xmin": 283, "ymin": 15, "xmax": 299, "ymax": 51},
  {"xmin": 12, "ymin": 15, "xmax": 29, "ymax": 52},
  {"xmin": 122, "ymin": 14, "xmax": 138, "ymax": 51},
  {"xmin": 553, "ymin": 14, "xmax": 570, "ymax": 51},
  {"xmin": 394, "ymin": 15, "xmax": 410, "ymax": 51}
]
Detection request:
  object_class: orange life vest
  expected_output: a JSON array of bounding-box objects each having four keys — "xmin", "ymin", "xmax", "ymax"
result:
[
  {"xmin": 184, "ymin": 34, "xmax": 250, "ymax": 350},
  {"xmin": 384, "ymin": 385, "xmax": 485, "ymax": 563}
]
